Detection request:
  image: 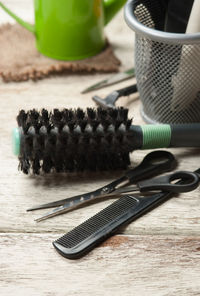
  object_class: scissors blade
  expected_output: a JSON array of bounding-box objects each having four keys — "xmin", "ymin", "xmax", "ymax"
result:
[
  {"xmin": 81, "ymin": 68, "xmax": 135, "ymax": 94},
  {"xmin": 36, "ymin": 185, "xmax": 147, "ymax": 221},
  {"xmin": 32, "ymin": 176, "xmax": 128, "ymax": 221},
  {"xmin": 35, "ymin": 189, "xmax": 122, "ymax": 222},
  {"xmin": 28, "ymin": 188, "xmax": 113, "ymax": 212},
  {"xmin": 27, "ymin": 199, "xmax": 73, "ymax": 211},
  {"xmin": 113, "ymin": 185, "xmax": 139, "ymax": 194},
  {"xmin": 28, "ymin": 175, "xmax": 127, "ymax": 212}
]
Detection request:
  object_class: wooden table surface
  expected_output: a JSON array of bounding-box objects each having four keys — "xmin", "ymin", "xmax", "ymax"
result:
[{"xmin": 0, "ymin": 1, "xmax": 200, "ymax": 295}]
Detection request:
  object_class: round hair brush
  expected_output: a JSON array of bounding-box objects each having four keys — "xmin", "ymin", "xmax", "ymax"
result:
[{"xmin": 13, "ymin": 107, "xmax": 200, "ymax": 174}]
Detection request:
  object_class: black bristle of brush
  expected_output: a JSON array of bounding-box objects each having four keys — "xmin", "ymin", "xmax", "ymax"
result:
[{"xmin": 16, "ymin": 107, "xmax": 134, "ymax": 174}]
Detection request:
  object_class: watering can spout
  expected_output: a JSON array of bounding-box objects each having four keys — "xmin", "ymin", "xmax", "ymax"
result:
[
  {"xmin": 0, "ymin": 1, "xmax": 35, "ymax": 33},
  {"xmin": 103, "ymin": 0, "xmax": 127, "ymax": 26}
]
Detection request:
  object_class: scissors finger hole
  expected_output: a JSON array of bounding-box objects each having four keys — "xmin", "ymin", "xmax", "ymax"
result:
[
  {"xmin": 145, "ymin": 151, "xmax": 176, "ymax": 168},
  {"xmin": 170, "ymin": 178, "xmax": 183, "ymax": 184},
  {"xmin": 169, "ymin": 172, "xmax": 199, "ymax": 186},
  {"xmin": 149, "ymin": 158, "xmax": 169, "ymax": 165}
]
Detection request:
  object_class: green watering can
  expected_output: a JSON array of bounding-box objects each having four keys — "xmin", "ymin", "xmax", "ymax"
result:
[{"xmin": 0, "ymin": 0, "xmax": 126, "ymax": 60}]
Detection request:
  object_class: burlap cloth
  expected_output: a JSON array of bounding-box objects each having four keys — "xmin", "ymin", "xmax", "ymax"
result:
[{"xmin": 0, "ymin": 24, "xmax": 120, "ymax": 82}]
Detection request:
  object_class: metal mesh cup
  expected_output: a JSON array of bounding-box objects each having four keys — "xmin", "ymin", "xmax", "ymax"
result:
[{"xmin": 124, "ymin": 0, "xmax": 200, "ymax": 123}]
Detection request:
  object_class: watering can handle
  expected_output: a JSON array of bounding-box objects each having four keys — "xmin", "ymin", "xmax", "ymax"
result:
[
  {"xmin": 0, "ymin": 1, "xmax": 35, "ymax": 33},
  {"xmin": 103, "ymin": 0, "xmax": 127, "ymax": 25}
]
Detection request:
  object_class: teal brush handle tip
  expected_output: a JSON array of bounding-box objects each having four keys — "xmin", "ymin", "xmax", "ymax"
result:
[{"xmin": 12, "ymin": 127, "xmax": 20, "ymax": 156}]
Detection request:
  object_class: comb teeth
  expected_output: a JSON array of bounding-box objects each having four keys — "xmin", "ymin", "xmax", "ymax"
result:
[
  {"xmin": 17, "ymin": 107, "xmax": 134, "ymax": 174},
  {"xmin": 54, "ymin": 196, "xmax": 138, "ymax": 250}
]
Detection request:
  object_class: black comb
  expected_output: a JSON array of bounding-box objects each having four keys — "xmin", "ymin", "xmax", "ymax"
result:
[{"xmin": 53, "ymin": 168, "xmax": 200, "ymax": 259}]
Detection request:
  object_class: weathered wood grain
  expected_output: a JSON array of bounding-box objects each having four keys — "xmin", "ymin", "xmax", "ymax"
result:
[
  {"xmin": 0, "ymin": 74, "xmax": 199, "ymax": 236},
  {"xmin": 0, "ymin": 234, "xmax": 200, "ymax": 296},
  {"xmin": 0, "ymin": 146, "xmax": 200, "ymax": 236},
  {"xmin": 0, "ymin": 1, "xmax": 200, "ymax": 295}
]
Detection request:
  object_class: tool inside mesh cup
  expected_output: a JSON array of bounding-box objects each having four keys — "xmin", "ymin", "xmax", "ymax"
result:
[{"xmin": 133, "ymin": 0, "xmax": 200, "ymax": 123}]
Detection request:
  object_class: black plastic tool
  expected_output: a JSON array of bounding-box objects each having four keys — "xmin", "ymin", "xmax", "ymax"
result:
[
  {"xmin": 27, "ymin": 150, "xmax": 176, "ymax": 221},
  {"xmin": 165, "ymin": 0, "xmax": 194, "ymax": 33},
  {"xmin": 81, "ymin": 68, "xmax": 135, "ymax": 94},
  {"xmin": 15, "ymin": 108, "xmax": 200, "ymax": 174},
  {"xmin": 92, "ymin": 84, "xmax": 137, "ymax": 108},
  {"xmin": 53, "ymin": 168, "xmax": 200, "ymax": 259},
  {"xmin": 124, "ymin": 171, "xmax": 199, "ymax": 193}
]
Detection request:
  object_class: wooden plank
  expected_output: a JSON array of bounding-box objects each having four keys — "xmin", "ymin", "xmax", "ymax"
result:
[
  {"xmin": 0, "ymin": 78, "xmax": 200, "ymax": 235},
  {"xmin": 1, "ymin": 2, "xmax": 200, "ymax": 295},
  {"xmin": 0, "ymin": 165, "xmax": 200, "ymax": 236},
  {"xmin": 0, "ymin": 234, "xmax": 200, "ymax": 296},
  {"xmin": 0, "ymin": 112, "xmax": 200, "ymax": 235},
  {"xmin": 0, "ymin": 1, "xmax": 200, "ymax": 237}
]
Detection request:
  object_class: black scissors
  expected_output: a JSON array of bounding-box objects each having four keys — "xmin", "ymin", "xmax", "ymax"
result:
[
  {"xmin": 53, "ymin": 167, "xmax": 200, "ymax": 259},
  {"xmin": 27, "ymin": 151, "xmax": 199, "ymax": 222}
]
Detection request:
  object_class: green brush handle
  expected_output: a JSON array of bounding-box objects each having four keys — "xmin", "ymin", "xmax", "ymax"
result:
[{"xmin": 131, "ymin": 124, "xmax": 200, "ymax": 150}]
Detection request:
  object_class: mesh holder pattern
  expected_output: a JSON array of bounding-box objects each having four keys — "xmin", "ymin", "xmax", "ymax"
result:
[{"xmin": 126, "ymin": 0, "xmax": 200, "ymax": 123}]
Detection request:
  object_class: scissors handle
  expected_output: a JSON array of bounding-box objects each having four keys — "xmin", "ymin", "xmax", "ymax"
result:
[
  {"xmin": 138, "ymin": 171, "xmax": 200, "ymax": 193},
  {"xmin": 28, "ymin": 150, "xmax": 176, "ymax": 212},
  {"xmin": 125, "ymin": 150, "xmax": 176, "ymax": 183}
]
